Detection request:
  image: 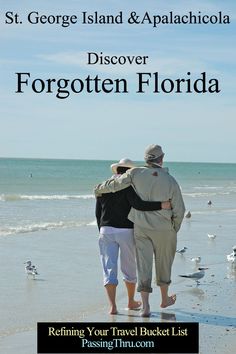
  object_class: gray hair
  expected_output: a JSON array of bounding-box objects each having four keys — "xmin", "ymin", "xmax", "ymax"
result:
[{"xmin": 146, "ymin": 154, "xmax": 164, "ymax": 166}]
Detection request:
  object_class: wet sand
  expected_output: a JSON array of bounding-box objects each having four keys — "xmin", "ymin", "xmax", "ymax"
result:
[{"xmin": 1, "ymin": 283, "xmax": 236, "ymax": 354}]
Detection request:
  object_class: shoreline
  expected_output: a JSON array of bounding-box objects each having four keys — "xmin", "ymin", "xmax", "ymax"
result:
[
  {"xmin": 1, "ymin": 215, "xmax": 236, "ymax": 353},
  {"xmin": 1, "ymin": 227, "xmax": 235, "ymax": 354}
]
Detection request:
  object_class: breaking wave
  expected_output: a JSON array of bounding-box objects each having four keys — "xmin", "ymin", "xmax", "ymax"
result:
[
  {"xmin": 183, "ymin": 191, "xmax": 230, "ymax": 198},
  {"xmin": 0, "ymin": 194, "xmax": 94, "ymax": 202},
  {"xmin": 0, "ymin": 219, "xmax": 97, "ymax": 237}
]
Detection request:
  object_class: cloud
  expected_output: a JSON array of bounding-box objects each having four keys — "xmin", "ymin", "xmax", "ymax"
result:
[
  {"xmin": 37, "ymin": 49, "xmax": 230, "ymax": 77},
  {"xmin": 39, "ymin": 52, "xmax": 87, "ymax": 67}
]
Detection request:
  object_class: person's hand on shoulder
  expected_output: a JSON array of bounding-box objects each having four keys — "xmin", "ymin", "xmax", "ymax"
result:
[{"xmin": 161, "ymin": 200, "xmax": 172, "ymax": 209}]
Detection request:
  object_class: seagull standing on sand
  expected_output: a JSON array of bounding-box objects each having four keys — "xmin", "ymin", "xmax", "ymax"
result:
[
  {"xmin": 24, "ymin": 260, "xmax": 39, "ymax": 278},
  {"xmin": 208, "ymin": 234, "xmax": 216, "ymax": 239},
  {"xmin": 227, "ymin": 246, "xmax": 236, "ymax": 266},
  {"xmin": 179, "ymin": 267, "xmax": 208, "ymax": 285},
  {"xmin": 185, "ymin": 211, "xmax": 191, "ymax": 218},
  {"xmin": 176, "ymin": 247, "xmax": 188, "ymax": 255},
  {"xmin": 190, "ymin": 256, "xmax": 201, "ymax": 264}
]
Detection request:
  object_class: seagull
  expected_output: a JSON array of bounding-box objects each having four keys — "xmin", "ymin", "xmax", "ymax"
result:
[
  {"xmin": 208, "ymin": 234, "xmax": 216, "ymax": 239},
  {"xmin": 227, "ymin": 246, "xmax": 236, "ymax": 265},
  {"xmin": 179, "ymin": 267, "xmax": 208, "ymax": 285},
  {"xmin": 185, "ymin": 211, "xmax": 191, "ymax": 218},
  {"xmin": 207, "ymin": 200, "xmax": 212, "ymax": 205},
  {"xmin": 176, "ymin": 247, "xmax": 188, "ymax": 255},
  {"xmin": 24, "ymin": 260, "xmax": 39, "ymax": 278},
  {"xmin": 190, "ymin": 256, "xmax": 201, "ymax": 264}
]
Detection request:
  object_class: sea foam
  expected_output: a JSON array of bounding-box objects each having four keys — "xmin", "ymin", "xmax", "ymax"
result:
[
  {"xmin": 0, "ymin": 194, "xmax": 94, "ymax": 202},
  {"xmin": 0, "ymin": 219, "xmax": 97, "ymax": 237}
]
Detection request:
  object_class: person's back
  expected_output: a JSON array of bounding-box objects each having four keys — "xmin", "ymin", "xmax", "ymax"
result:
[
  {"xmin": 94, "ymin": 145, "xmax": 185, "ymax": 316},
  {"xmin": 95, "ymin": 158, "xmax": 166, "ymax": 315},
  {"xmin": 96, "ymin": 187, "xmax": 134, "ymax": 229},
  {"xmin": 128, "ymin": 166, "xmax": 184, "ymax": 232}
]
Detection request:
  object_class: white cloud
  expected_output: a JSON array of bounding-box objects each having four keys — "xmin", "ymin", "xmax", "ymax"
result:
[{"xmin": 37, "ymin": 48, "xmax": 231, "ymax": 77}]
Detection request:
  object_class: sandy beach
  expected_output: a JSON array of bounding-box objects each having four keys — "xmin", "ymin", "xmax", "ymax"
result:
[
  {"xmin": 0, "ymin": 218, "xmax": 235, "ymax": 354},
  {"xmin": 1, "ymin": 159, "xmax": 236, "ymax": 354}
]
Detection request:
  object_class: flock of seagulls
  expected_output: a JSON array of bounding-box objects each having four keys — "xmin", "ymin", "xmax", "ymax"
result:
[
  {"xmin": 185, "ymin": 200, "xmax": 213, "ymax": 220},
  {"xmin": 24, "ymin": 199, "xmax": 235, "ymax": 287},
  {"xmin": 176, "ymin": 247, "xmax": 207, "ymax": 285},
  {"xmin": 177, "ymin": 241, "xmax": 236, "ymax": 285},
  {"xmin": 178, "ymin": 199, "xmax": 235, "ymax": 285},
  {"xmin": 24, "ymin": 260, "xmax": 38, "ymax": 279}
]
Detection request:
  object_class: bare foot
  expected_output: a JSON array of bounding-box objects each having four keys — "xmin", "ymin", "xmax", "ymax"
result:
[
  {"xmin": 127, "ymin": 300, "xmax": 142, "ymax": 310},
  {"xmin": 160, "ymin": 294, "xmax": 176, "ymax": 308},
  {"xmin": 109, "ymin": 305, "xmax": 118, "ymax": 315},
  {"xmin": 140, "ymin": 306, "xmax": 151, "ymax": 317}
]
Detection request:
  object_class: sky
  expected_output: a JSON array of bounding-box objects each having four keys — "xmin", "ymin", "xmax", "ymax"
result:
[{"xmin": 0, "ymin": 0, "xmax": 236, "ymax": 163}]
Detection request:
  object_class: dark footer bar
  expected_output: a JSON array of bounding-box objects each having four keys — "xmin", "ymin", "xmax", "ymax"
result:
[{"xmin": 37, "ymin": 322, "xmax": 199, "ymax": 353}]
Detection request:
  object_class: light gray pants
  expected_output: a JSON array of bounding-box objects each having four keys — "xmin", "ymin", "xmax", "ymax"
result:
[{"xmin": 134, "ymin": 225, "xmax": 177, "ymax": 292}]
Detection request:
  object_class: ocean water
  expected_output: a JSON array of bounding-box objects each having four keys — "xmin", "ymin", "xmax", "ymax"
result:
[
  {"xmin": 0, "ymin": 158, "xmax": 236, "ymax": 353},
  {"xmin": 1, "ymin": 158, "xmax": 236, "ymax": 237},
  {"xmin": 0, "ymin": 158, "xmax": 108, "ymax": 237}
]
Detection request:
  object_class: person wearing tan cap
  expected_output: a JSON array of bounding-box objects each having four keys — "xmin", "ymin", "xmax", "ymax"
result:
[
  {"xmin": 95, "ymin": 145, "xmax": 185, "ymax": 316},
  {"xmin": 96, "ymin": 158, "xmax": 171, "ymax": 315}
]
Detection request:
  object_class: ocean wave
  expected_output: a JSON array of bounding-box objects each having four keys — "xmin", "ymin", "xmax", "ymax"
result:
[
  {"xmin": 183, "ymin": 191, "xmax": 230, "ymax": 198},
  {"xmin": 87, "ymin": 220, "xmax": 97, "ymax": 226},
  {"xmin": 0, "ymin": 194, "xmax": 95, "ymax": 202},
  {"xmin": 193, "ymin": 186, "xmax": 223, "ymax": 190},
  {"xmin": 188, "ymin": 208, "xmax": 236, "ymax": 215},
  {"xmin": 0, "ymin": 219, "xmax": 97, "ymax": 237}
]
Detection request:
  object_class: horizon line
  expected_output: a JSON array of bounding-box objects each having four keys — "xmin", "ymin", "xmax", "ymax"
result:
[{"xmin": 0, "ymin": 156, "xmax": 235, "ymax": 165}]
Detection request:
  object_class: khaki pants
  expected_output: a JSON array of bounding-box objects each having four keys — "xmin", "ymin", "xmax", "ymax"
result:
[{"xmin": 134, "ymin": 225, "xmax": 177, "ymax": 292}]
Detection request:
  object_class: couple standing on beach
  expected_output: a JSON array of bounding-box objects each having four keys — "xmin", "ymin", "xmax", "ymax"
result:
[{"xmin": 94, "ymin": 144, "xmax": 185, "ymax": 317}]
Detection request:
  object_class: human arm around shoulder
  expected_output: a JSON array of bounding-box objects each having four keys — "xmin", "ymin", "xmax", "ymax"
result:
[
  {"xmin": 126, "ymin": 187, "xmax": 171, "ymax": 211},
  {"xmin": 94, "ymin": 170, "xmax": 133, "ymax": 197},
  {"xmin": 95, "ymin": 197, "xmax": 102, "ymax": 231}
]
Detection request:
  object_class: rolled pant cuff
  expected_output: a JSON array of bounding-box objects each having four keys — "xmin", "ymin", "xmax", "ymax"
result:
[
  {"xmin": 157, "ymin": 280, "xmax": 171, "ymax": 287},
  {"xmin": 123, "ymin": 279, "xmax": 137, "ymax": 284},
  {"xmin": 137, "ymin": 285, "xmax": 153, "ymax": 293},
  {"xmin": 104, "ymin": 281, "xmax": 118, "ymax": 286}
]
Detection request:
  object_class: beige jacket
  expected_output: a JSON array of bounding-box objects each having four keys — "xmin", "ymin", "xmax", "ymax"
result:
[{"xmin": 94, "ymin": 166, "xmax": 185, "ymax": 232}]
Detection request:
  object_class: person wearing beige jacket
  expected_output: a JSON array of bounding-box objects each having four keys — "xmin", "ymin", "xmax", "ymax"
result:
[{"xmin": 94, "ymin": 144, "xmax": 185, "ymax": 317}]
